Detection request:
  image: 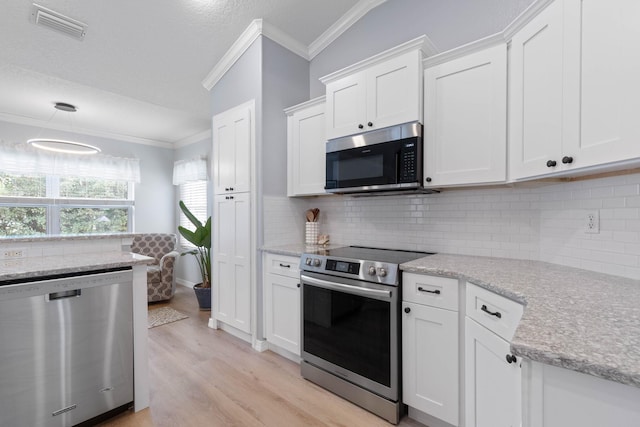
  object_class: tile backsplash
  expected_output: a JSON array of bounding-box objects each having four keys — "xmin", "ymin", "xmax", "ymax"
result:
[{"xmin": 264, "ymin": 171, "xmax": 640, "ymax": 280}]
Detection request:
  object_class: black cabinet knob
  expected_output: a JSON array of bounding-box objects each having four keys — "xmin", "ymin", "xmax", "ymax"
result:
[
  {"xmin": 404, "ymin": 307, "xmax": 411, "ymax": 314},
  {"xmin": 358, "ymin": 124, "xmax": 364, "ymax": 129},
  {"xmin": 506, "ymin": 354, "xmax": 517, "ymax": 364},
  {"xmin": 367, "ymin": 122, "xmax": 373, "ymax": 127},
  {"xmin": 297, "ymin": 283, "xmax": 300, "ymax": 288},
  {"xmin": 426, "ymin": 177, "xmax": 432, "ymax": 183},
  {"xmin": 546, "ymin": 160, "xmax": 557, "ymax": 167},
  {"xmin": 225, "ymin": 188, "xmax": 230, "ymax": 191},
  {"xmin": 562, "ymin": 156, "xmax": 574, "ymax": 164}
]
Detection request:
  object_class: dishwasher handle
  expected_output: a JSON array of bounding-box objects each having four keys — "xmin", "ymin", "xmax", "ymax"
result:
[{"xmin": 48, "ymin": 289, "xmax": 82, "ymax": 301}]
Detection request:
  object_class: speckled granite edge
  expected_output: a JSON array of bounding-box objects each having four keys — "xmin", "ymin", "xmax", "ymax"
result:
[
  {"xmin": 0, "ymin": 252, "xmax": 153, "ymax": 281},
  {"xmin": 260, "ymin": 243, "xmax": 347, "ymax": 257},
  {"xmin": 0, "ymin": 233, "xmax": 136, "ymax": 244},
  {"xmin": 401, "ymin": 254, "xmax": 640, "ymax": 390}
]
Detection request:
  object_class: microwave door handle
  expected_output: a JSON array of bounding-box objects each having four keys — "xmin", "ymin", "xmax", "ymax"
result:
[{"xmin": 300, "ymin": 274, "xmax": 391, "ymax": 299}]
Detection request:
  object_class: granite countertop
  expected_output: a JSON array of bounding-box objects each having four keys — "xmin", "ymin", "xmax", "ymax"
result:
[
  {"xmin": 0, "ymin": 233, "xmax": 136, "ymax": 244},
  {"xmin": 402, "ymin": 254, "xmax": 640, "ymax": 389},
  {"xmin": 0, "ymin": 251, "xmax": 153, "ymax": 282},
  {"xmin": 259, "ymin": 243, "xmax": 347, "ymax": 257}
]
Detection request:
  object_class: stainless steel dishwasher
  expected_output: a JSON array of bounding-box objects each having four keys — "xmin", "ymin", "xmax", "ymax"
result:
[{"xmin": 0, "ymin": 267, "xmax": 134, "ymax": 427}]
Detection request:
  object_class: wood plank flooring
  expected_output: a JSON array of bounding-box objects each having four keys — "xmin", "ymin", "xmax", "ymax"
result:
[{"xmin": 99, "ymin": 285, "xmax": 425, "ymax": 427}]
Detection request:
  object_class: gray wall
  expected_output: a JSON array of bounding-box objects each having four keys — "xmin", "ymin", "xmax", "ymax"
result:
[
  {"xmin": 309, "ymin": 0, "xmax": 535, "ymax": 97},
  {"xmin": 0, "ymin": 120, "xmax": 175, "ymax": 233},
  {"xmin": 261, "ymin": 37, "xmax": 310, "ymax": 196},
  {"xmin": 173, "ymin": 137, "xmax": 212, "ymax": 286}
]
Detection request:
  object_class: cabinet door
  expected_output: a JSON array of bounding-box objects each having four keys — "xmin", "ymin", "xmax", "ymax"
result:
[
  {"xmin": 509, "ymin": 0, "xmax": 564, "ymax": 180},
  {"xmin": 403, "ymin": 302, "xmax": 459, "ymax": 426},
  {"xmin": 265, "ymin": 273, "xmax": 300, "ymax": 355},
  {"xmin": 366, "ymin": 50, "xmax": 422, "ymax": 132},
  {"xmin": 213, "ymin": 193, "xmax": 251, "ymax": 333},
  {"xmin": 465, "ymin": 317, "xmax": 521, "ymax": 427},
  {"xmin": 425, "ymin": 44, "xmax": 507, "ymax": 187},
  {"xmin": 562, "ymin": 0, "xmax": 640, "ymax": 169},
  {"xmin": 212, "ymin": 104, "xmax": 251, "ymax": 194},
  {"xmin": 325, "ymin": 72, "xmax": 366, "ymax": 140},
  {"xmin": 288, "ymin": 101, "xmax": 327, "ymax": 196}
]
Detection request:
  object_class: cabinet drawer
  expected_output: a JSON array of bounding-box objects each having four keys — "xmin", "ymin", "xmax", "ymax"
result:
[
  {"xmin": 466, "ymin": 282, "xmax": 523, "ymax": 341},
  {"xmin": 403, "ymin": 273, "xmax": 458, "ymax": 311},
  {"xmin": 264, "ymin": 253, "xmax": 300, "ymax": 279}
]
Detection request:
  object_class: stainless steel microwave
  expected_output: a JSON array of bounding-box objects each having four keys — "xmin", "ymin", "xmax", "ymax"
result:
[{"xmin": 325, "ymin": 121, "xmax": 423, "ymax": 195}]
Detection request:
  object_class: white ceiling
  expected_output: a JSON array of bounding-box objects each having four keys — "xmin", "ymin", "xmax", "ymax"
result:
[{"xmin": 0, "ymin": 0, "xmax": 365, "ymax": 148}]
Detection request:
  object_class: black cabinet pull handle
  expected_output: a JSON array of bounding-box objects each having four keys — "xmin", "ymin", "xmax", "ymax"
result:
[
  {"xmin": 546, "ymin": 160, "xmax": 557, "ymax": 167},
  {"xmin": 404, "ymin": 307, "xmax": 411, "ymax": 314},
  {"xmin": 230, "ymin": 187, "xmax": 234, "ymax": 191},
  {"xmin": 225, "ymin": 196, "xmax": 229, "ymax": 200},
  {"xmin": 279, "ymin": 263, "xmax": 290, "ymax": 268},
  {"xmin": 506, "ymin": 354, "xmax": 517, "ymax": 364},
  {"xmin": 562, "ymin": 156, "xmax": 574, "ymax": 164},
  {"xmin": 229, "ymin": 196, "xmax": 234, "ymax": 200},
  {"xmin": 367, "ymin": 122, "xmax": 373, "ymax": 127},
  {"xmin": 225, "ymin": 187, "xmax": 229, "ymax": 191},
  {"xmin": 426, "ymin": 177, "xmax": 432, "ymax": 183},
  {"xmin": 418, "ymin": 286, "xmax": 441, "ymax": 295},
  {"xmin": 481, "ymin": 304, "xmax": 502, "ymax": 318},
  {"xmin": 358, "ymin": 124, "xmax": 364, "ymax": 129}
]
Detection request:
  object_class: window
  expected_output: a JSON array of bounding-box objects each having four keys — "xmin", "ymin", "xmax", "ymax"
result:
[
  {"xmin": 178, "ymin": 180, "xmax": 207, "ymax": 248},
  {"xmin": 0, "ymin": 172, "xmax": 134, "ymax": 237}
]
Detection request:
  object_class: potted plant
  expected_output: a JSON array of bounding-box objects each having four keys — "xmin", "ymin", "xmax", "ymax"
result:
[{"xmin": 178, "ymin": 200, "xmax": 212, "ymax": 310}]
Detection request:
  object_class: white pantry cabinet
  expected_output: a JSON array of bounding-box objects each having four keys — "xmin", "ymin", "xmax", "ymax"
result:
[
  {"xmin": 424, "ymin": 42, "xmax": 507, "ymax": 187},
  {"xmin": 323, "ymin": 48, "xmax": 423, "ymax": 140},
  {"xmin": 263, "ymin": 253, "xmax": 301, "ymax": 357},
  {"xmin": 465, "ymin": 283, "xmax": 523, "ymax": 427},
  {"xmin": 509, "ymin": 0, "xmax": 640, "ymax": 180},
  {"xmin": 285, "ymin": 97, "xmax": 327, "ymax": 197},
  {"xmin": 402, "ymin": 273, "xmax": 459, "ymax": 426},
  {"xmin": 213, "ymin": 192, "xmax": 251, "ymax": 333},
  {"xmin": 212, "ymin": 103, "xmax": 251, "ymax": 194}
]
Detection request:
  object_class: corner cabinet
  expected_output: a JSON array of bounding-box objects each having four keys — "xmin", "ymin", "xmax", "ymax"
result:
[
  {"xmin": 321, "ymin": 38, "xmax": 425, "ymax": 140},
  {"xmin": 509, "ymin": 0, "xmax": 640, "ymax": 180},
  {"xmin": 285, "ymin": 97, "xmax": 327, "ymax": 197},
  {"xmin": 465, "ymin": 283, "xmax": 523, "ymax": 427},
  {"xmin": 402, "ymin": 273, "xmax": 460, "ymax": 426},
  {"xmin": 423, "ymin": 42, "xmax": 507, "ymax": 187},
  {"xmin": 263, "ymin": 253, "xmax": 301, "ymax": 358}
]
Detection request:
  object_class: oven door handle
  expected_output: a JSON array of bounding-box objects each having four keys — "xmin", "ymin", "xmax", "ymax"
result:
[{"xmin": 300, "ymin": 274, "xmax": 392, "ymax": 299}]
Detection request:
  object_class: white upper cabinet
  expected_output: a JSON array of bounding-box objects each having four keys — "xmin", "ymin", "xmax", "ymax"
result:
[
  {"xmin": 285, "ymin": 97, "xmax": 327, "ymax": 197},
  {"xmin": 509, "ymin": 0, "xmax": 640, "ymax": 180},
  {"xmin": 322, "ymin": 42, "xmax": 424, "ymax": 140},
  {"xmin": 212, "ymin": 104, "xmax": 251, "ymax": 194},
  {"xmin": 424, "ymin": 42, "xmax": 507, "ymax": 187}
]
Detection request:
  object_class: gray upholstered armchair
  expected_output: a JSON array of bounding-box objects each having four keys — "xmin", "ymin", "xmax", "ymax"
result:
[{"xmin": 131, "ymin": 233, "xmax": 180, "ymax": 302}]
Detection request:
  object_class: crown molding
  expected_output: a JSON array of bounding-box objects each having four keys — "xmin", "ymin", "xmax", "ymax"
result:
[
  {"xmin": 319, "ymin": 35, "xmax": 435, "ymax": 84},
  {"xmin": 308, "ymin": 0, "xmax": 388, "ymax": 59},
  {"xmin": 283, "ymin": 95, "xmax": 326, "ymax": 115},
  {"xmin": 261, "ymin": 20, "xmax": 309, "ymax": 60},
  {"xmin": 173, "ymin": 128, "xmax": 212, "ymax": 149},
  {"xmin": 0, "ymin": 112, "xmax": 174, "ymax": 149},
  {"xmin": 503, "ymin": 0, "xmax": 555, "ymax": 41},
  {"xmin": 423, "ymin": 32, "xmax": 505, "ymax": 68}
]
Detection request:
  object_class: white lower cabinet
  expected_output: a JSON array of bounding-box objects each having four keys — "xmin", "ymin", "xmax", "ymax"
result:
[
  {"xmin": 465, "ymin": 317, "xmax": 521, "ymax": 427},
  {"xmin": 263, "ymin": 254, "xmax": 300, "ymax": 357},
  {"xmin": 213, "ymin": 192, "xmax": 251, "ymax": 334},
  {"xmin": 402, "ymin": 273, "xmax": 459, "ymax": 426}
]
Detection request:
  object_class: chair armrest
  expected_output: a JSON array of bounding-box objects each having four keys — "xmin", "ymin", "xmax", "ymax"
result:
[{"xmin": 159, "ymin": 251, "xmax": 180, "ymax": 285}]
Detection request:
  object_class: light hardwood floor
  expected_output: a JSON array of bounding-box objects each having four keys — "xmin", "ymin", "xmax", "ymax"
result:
[{"xmin": 99, "ymin": 285, "xmax": 425, "ymax": 427}]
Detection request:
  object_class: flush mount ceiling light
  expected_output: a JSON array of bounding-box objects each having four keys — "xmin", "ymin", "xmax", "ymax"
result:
[
  {"xmin": 27, "ymin": 102, "xmax": 101, "ymax": 155},
  {"xmin": 31, "ymin": 3, "xmax": 87, "ymax": 40}
]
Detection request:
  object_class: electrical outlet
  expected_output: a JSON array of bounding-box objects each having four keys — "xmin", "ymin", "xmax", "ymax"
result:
[
  {"xmin": 585, "ymin": 210, "xmax": 600, "ymax": 234},
  {"xmin": 2, "ymin": 248, "xmax": 26, "ymax": 259}
]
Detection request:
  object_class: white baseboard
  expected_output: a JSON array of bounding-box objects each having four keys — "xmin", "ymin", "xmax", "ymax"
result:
[
  {"xmin": 253, "ymin": 339, "xmax": 269, "ymax": 352},
  {"xmin": 207, "ymin": 318, "xmax": 217, "ymax": 329},
  {"xmin": 266, "ymin": 344, "xmax": 301, "ymax": 364},
  {"xmin": 408, "ymin": 407, "xmax": 456, "ymax": 427},
  {"xmin": 176, "ymin": 278, "xmax": 196, "ymax": 288}
]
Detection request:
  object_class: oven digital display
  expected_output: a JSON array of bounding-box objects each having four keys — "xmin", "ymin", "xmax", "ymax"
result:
[{"xmin": 325, "ymin": 259, "xmax": 360, "ymax": 275}]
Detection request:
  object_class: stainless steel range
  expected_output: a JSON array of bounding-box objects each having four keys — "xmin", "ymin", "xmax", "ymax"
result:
[{"xmin": 299, "ymin": 246, "xmax": 433, "ymax": 424}]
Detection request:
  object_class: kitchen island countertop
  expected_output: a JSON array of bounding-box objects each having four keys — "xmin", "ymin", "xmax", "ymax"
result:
[{"xmin": 402, "ymin": 253, "xmax": 640, "ymax": 390}]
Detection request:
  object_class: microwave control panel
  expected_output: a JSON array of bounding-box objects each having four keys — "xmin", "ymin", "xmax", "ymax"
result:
[{"xmin": 399, "ymin": 142, "xmax": 417, "ymax": 182}]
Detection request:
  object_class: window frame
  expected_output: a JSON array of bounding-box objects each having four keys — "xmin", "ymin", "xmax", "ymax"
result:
[{"xmin": 178, "ymin": 179, "xmax": 208, "ymax": 248}]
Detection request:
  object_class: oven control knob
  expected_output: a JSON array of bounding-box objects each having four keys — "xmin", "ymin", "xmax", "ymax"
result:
[
  {"xmin": 305, "ymin": 258, "xmax": 312, "ymax": 266},
  {"xmin": 313, "ymin": 258, "xmax": 321, "ymax": 267},
  {"xmin": 377, "ymin": 267, "xmax": 387, "ymax": 277},
  {"xmin": 368, "ymin": 266, "xmax": 376, "ymax": 276}
]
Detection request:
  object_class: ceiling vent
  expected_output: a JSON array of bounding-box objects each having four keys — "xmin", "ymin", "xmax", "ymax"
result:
[{"xmin": 32, "ymin": 4, "xmax": 87, "ymax": 40}]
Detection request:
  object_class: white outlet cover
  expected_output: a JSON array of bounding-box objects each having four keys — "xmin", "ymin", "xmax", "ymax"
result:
[{"xmin": 585, "ymin": 210, "xmax": 600, "ymax": 234}]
